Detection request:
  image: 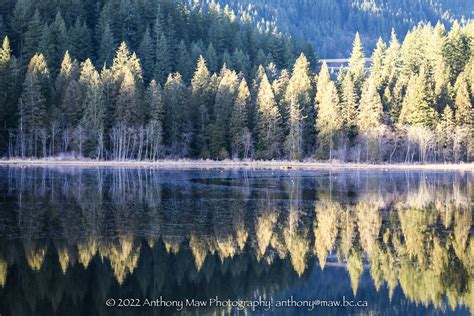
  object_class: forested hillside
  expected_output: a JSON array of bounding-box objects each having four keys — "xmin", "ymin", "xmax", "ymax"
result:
[
  {"xmin": 0, "ymin": 0, "xmax": 472, "ymax": 163},
  {"xmin": 201, "ymin": 0, "xmax": 474, "ymax": 57}
]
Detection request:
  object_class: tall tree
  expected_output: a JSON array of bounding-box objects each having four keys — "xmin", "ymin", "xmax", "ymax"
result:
[
  {"xmin": 315, "ymin": 77, "xmax": 342, "ymax": 160},
  {"xmin": 230, "ymin": 78, "xmax": 251, "ymax": 158},
  {"xmin": 285, "ymin": 54, "xmax": 314, "ymax": 160},
  {"xmin": 256, "ymin": 72, "xmax": 282, "ymax": 159}
]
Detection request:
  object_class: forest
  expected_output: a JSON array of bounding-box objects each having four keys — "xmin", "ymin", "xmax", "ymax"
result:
[
  {"xmin": 0, "ymin": 0, "xmax": 472, "ymax": 163},
  {"xmin": 204, "ymin": 0, "xmax": 474, "ymax": 57}
]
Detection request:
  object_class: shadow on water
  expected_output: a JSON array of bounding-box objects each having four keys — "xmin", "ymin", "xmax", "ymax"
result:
[{"xmin": 0, "ymin": 167, "xmax": 472, "ymax": 315}]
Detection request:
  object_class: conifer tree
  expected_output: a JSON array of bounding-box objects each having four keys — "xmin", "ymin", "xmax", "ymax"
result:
[
  {"xmin": 340, "ymin": 73, "xmax": 358, "ymax": 138},
  {"xmin": 210, "ymin": 67, "xmax": 239, "ymax": 159},
  {"xmin": 230, "ymin": 78, "xmax": 251, "ymax": 158},
  {"xmin": 22, "ymin": 9, "xmax": 42, "ymax": 66},
  {"xmin": 256, "ymin": 72, "xmax": 282, "ymax": 159},
  {"xmin": 437, "ymin": 105, "xmax": 455, "ymax": 161},
  {"xmin": 444, "ymin": 21, "xmax": 471, "ymax": 84},
  {"xmin": 454, "ymin": 80, "xmax": 473, "ymax": 128},
  {"xmin": 79, "ymin": 59, "xmax": 104, "ymax": 158},
  {"xmin": 176, "ymin": 40, "xmax": 193, "ymax": 82},
  {"xmin": 0, "ymin": 37, "xmax": 17, "ymax": 154},
  {"xmin": 399, "ymin": 65, "xmax": 438, "ymax": 128},
  {"xmin": 163, "ymin": 73, "xmax": 188, "ymax": 156},
  {"xmin": 285, "ymin": 54, "xmax": 314, "ymax": 160},
  {"xmin": 115, "ymin": 68, "xmax": 138, "ymax": 126},
  {"xmin": 19, "ymin": 54, "xmax": 49, "ymax": 157},
  {"xmin": 272, "ymin": 69, "xmax": 290, "ymax": 135},
  {"xmin": 191, "ymin": 56, "xmax": 213, "ymax": 157},
  {"xmin": 348, "ymin": 32, "xmax": 366, "ymax": 94},
  {"xmin": 144, "ymin": 79, "xmax": 164, "ymax": 160},
  {"xmin": 371, "ymin": 38, "xmax": 387, "ymax": 91},
  {"xmin": 315, "ymin": 78, "xmax": 342, "ymax": 160},
  {"xmin": 358, "ymin": 76, "xmax": 385, "ymax": 161},
  {"xmin": 358, "ymin": 77, "xmax": 384, "ymax": 133},
  {"xmin": 155, "ymin": 33, "xmax": 170, "ymax": 84},
  {"xmin": 98, "ymin": 23, "xmax": 116, "ymax": 67},
  {"xmin": 138, "ymin": 26, "xmax": 154, "ymax": 82}
]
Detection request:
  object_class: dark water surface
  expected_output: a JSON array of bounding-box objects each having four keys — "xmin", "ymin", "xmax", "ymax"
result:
[{"xmin": 0, "ymin": 167, "xmax": 472, "ymax": 315}]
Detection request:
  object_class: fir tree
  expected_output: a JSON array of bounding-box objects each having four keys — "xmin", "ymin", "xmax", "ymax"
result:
[
  {"xmin": 348, "ymin": 32, "xmax": 366, "ymax": 94},
  {"xmin": 399, "ymin": 65, "xmax": 438, "ymax": 128},
  {"xmin": 230, "ymin": 78, "xmax": 251, "ymax": 158},
  {"xmin": 285, "ymin": 54, "xmax": 314, "ymax": 160},
  {"xmin": 190, "ymin": 56, "xmax": 213, "ymax": 157},
  {"xmin": 256, "ymin": 72, "xmax": 282, "ymax": 159}
]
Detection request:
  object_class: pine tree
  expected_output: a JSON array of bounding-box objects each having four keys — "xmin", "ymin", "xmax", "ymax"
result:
[
  {"xmin": 19, "ymin": 54, "xmax": 49, "ymax": 157},
  {"xmin": 190, "ymin": 56, "xmax": 213, "ymax": 157},
  {"xmin": 163, "ymin": 73, "xmax": 188, "ymax": 156},
  {"xmin": 176, "ymin": 40, "xmax": 193, "ymax": 82},
  {"xmin": 39, "ymin": 11, "xmax": 68, "ymax": 75},
  {"xmin": 444, "ymin": 21, "xmax": 471, "ymax": 84},
  {"xmin": 144, "ymin": 79, "xmax": 164, "ymax": 160},
  {"xmin": 205, "ymin": 43, "xmax": 218, "ymax": 73},
  {"xmin": 348, "ymin": 32, "xmax": 366, "ymax": 94},
  {"xmin": 230, "ymin": 78, "xmax": 251, "ymax": 158},
  {"xmin": 315, "ymin": 79, "xmax": 342, "ymax": 160},
  {"xmin": 22, "ymin": 9, "xmax": 42, "ymax": 66},
  {"xmin": 256, "ymin": 72, "xmax": 282, "ymax": 159},
  {"xmin": 98, "ymin": 23, "xmax": 116, "ymax": 67},
  {"xmin": 68, "ymin": 18, "xmax": 92, "ymax": 62},
  {"xmin": 454, "ymin": 80, "xmax": 473, "ymax": 128},
  {"xmin": 138, "ymin": 26, "xmax": 155, "ymax": 82},
  {"xmin": 210, "ymin": 67, "xmax": 239, "ymax": 159},
  {"xmin": 340, "ymin": 73, "xmax": 358, "ymax": 138},
  {"xmin": 0, "ymin": 37, "xmax": 17, "ymax": 154},
  {"xmin": 371, "ymin": 38, "xmax": 387, "ymax": 91},
  {"xmin": 272, "ymin": 69, "xmax": 290, "ymax": 135},
  {"xmin": 10, "ymin": 0, "xmax": 31, "ymax": 62},
  {"xmin": 285, "ymin": 54, "xmax": 314, "ymax": 160},
  {"xmin": 55, "ymin": 51, "xmax": 79, "ymax": 110},
  {"xmin": 358, "ymin": 77, "xmax": 384, "ymax": 133},
  {"xmin": 155, "ymin": 33, "xmax": 170, "ymax": 84},
  {"xmin": 115, "ymin": 68, "xmax": 138, "ymax": 125},
  {"xmin": 79, "ymin": 59, "xmax": 104, "ymax": 157},
  {"xmin": 358, "ymin": 76, "xmax": 385, "ymax": 162},
  {"xmin": 399, "ymin": 65, "xmax": 438, "ymax": 128}
]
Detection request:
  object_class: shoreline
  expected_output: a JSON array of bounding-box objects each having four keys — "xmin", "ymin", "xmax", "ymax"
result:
[{"xmin": 0, "ymin": 159, "xmax": 472, "ymax": 171}]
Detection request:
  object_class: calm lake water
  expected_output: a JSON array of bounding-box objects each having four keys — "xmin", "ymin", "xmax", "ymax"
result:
[{"xmin": 0, "ymin": 167, "xmax": 472, "ymax": 315}]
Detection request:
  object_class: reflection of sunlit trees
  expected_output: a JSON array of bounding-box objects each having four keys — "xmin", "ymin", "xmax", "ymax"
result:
[
  {"xmin": 283, "ymin": 176, "xmax": 310, "ymax": 276},
  {"xmin": 356, "ymin": 196, "xmax": 383, "ymax": 256},
  {"xmin": 23, "ymin": 240, "xmax": 47, "ymax": 271},
  {"xmin": 255, "ymin": 202, "xmax": 278, "ymax": 261},
  {"xmin": 77, "ymin": 238, "xmax": 98, "ymax": 268},
  {"xmin": 314, "ymin": 198, "xmax": 340, "ymax": 269},
  {"xmin": 398, "ymin": 208, "xmax": 436, "ymax": 266},
  {"xmin": 284, "ymin": 211, "xmax": 310, "ymax": 276},
  {"xmin": 346, "ymin": 248, "xmax": 364, "ymax": 296},
  {"xmin": 189, "ymin": 234, "xmax": 208, "ymax": 271},
  {"xmin": 452, "ymin": 209, "xmax": 472, "ymax": 262},
  {"xmin": 99, "ymin": 236, "xmax": 141, "ymax": 284},
  {"xmin": 0, "ymin": 256, "xmax": 7, "ymax": 287}
]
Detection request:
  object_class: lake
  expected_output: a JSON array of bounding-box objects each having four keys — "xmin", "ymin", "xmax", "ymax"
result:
[{"xmin": 0, "ymin": 167, "xmax": 472, "ymax": 315}]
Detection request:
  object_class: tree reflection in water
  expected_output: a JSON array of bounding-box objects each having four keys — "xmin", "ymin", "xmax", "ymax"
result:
[{"xmin": 0, "ymin": 167, "xmax": 472, "ymax": 315}]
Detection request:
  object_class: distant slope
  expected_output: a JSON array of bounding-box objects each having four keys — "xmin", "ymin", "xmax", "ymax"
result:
[{"xmin": 199, "ymin": 0, "xmax": 474, "ymax": 57}]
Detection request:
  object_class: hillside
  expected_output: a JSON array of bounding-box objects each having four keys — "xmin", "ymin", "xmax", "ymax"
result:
[{"xmin": 202, "ymin": 0, "xmax": 474, "ymax": 57}]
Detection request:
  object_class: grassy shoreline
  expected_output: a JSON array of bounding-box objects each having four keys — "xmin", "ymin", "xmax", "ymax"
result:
[{"xmin": 0, "ymin": 159, "xmax": 472, "ymax": 171}]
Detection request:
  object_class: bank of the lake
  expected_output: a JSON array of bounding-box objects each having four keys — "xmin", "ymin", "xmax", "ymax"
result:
[{"xmin": 0, "ymin": 159, "xmax": 472, "ymax": 171}]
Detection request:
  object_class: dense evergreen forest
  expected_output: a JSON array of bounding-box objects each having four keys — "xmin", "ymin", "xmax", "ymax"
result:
[
  {"xmin": 204, "ymin": 0, "xmax": 474, "ymax": 57},
  {"xmin": 0, "ymin": 0, "xmax": 472, "ymax": 162}
]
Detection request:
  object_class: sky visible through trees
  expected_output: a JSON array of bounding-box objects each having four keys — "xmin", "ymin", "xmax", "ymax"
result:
[{"xmin": 0, "ymin": 0, "xmax": 472, "ymax": 162}]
